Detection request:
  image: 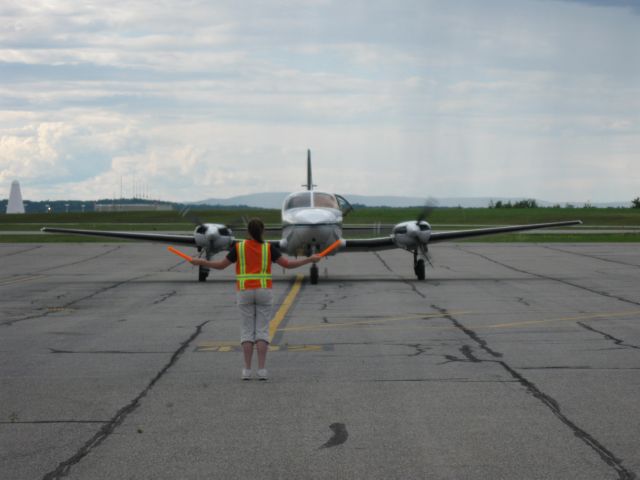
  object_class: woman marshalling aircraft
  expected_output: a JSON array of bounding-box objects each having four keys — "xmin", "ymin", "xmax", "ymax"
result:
[{"xmin": 42, "ymin": 151, "xmax": 581, "ymax": 284}]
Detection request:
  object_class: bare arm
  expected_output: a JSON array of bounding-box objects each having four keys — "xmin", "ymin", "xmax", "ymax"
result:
[
  {"xmin": 190, "ymin": 257, "xmax": 232, "ymax": 270},
  {"xmin": 276, "ymin": 254, "xmax": 322, "ymax": 269}
]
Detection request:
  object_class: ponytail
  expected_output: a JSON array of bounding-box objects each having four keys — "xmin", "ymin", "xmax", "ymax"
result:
[{"xmin": 247, "ymin": 218, "xmax": 265, "ymax": 243}]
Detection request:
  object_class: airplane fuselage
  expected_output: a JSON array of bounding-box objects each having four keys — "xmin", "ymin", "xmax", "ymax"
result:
[{"xmin": 279, "ymin": 191, "xmax": 344, "ymax": 257}]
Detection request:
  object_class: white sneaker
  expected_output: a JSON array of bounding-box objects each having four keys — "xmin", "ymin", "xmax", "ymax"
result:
[
  {"xmin": 241, "ymin": 368, "xmax": 252, "ymax": 380},
  {"xmin": 257, "ymin": 369, "xmax": 268, "ymax": 381}
]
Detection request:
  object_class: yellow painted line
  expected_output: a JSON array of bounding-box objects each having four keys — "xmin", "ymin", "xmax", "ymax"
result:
[
  {"xmin": 0, "ymin": 275, "xmax": 45, "ymax": 286},
  {"xmin": 269, "ymin": 274, "xmax": 304, "ymax": 340},
  {"xmin": 484, "ymin": 310, "xmax": 640, "ymax": 330},
  {"xmin": 278, "ymin": 311, "xmax": 473, "ymax": 333},
  {"xmin": 275, "ymin": 309, "xmax": 640, "ymax": 334}
]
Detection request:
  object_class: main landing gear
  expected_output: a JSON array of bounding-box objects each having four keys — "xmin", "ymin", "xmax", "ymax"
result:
[
  {"xmin": 310, "ymin": 263, "xmax": 319, "ymax": 285},
  {"xmin": 413, "ymin": 251, "xmax": 426, "ymax": 280}
]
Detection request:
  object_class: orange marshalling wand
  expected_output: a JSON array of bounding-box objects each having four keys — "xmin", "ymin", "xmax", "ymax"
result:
[
  {"xmin": 167, "ymin": 246, "xmax": 193, "ymax": 262},
  {"xmin": 318, "ymin": 239, "xmax": 342, "ymax": 257}
]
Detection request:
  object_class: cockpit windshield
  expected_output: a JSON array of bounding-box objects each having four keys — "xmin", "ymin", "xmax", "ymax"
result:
[
  {"xmin": 283, "ymin": 192, "xmax": 340, "ymax": 210},
  {"xmin": 284, "ymin": 192, "xmax": 312, "ymax": 210},
  {"xmin": 313, "ymin": 192, "xmax": 339, "ymax": 209}
]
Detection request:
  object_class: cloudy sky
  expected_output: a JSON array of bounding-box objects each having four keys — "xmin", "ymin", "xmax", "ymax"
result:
[{"xmin": 1, "ymin": 0, "xmax": 638, "ymax": 203}]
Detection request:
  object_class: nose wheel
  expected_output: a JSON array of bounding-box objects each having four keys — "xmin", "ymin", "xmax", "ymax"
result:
[
  {"xmin": 413, "ymin": 251, "xmax": 426, "ymax": 280},
  {"xmin": 310, "ymin": 263, "xmax": 319, "ymax": 284},
  {"xmin": 198, "ymin": 265, "xmax": 209, "ymax": 282}
]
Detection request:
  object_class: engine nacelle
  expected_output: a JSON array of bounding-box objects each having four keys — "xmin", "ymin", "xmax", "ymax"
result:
[
  {"xmin": 193, "ymin": 223, "xmax": 235, "ymax": 252},
  {"xmin": 392, "ymin": 220, "xmax": 431, "ymax": 249}
]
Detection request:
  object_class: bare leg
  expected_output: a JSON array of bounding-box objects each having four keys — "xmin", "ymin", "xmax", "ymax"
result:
[
  {"xmin": 256, "ymin": 340, "xmax": 268, "ymax": 369},
  {"xmin": 242, "ymin": 341, "xmax": 254, "ymax": 369}
]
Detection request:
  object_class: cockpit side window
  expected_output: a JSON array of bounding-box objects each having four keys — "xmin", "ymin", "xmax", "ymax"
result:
[
  {"xmin": 313, "ymin": 193, "xmax": 339, "ymax": 209},
  {"xmin": 284, "ymin": 192, "xmax": 311, "ymax": 210}
]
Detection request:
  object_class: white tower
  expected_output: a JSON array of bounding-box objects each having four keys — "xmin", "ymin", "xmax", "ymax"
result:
[{"xmin": 6, "ymin": 180, "xmax": 25, "ymax": 214}]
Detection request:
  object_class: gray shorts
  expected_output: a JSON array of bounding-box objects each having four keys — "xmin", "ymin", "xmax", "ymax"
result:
[{"xmin": 237, "ymin": 288, "xmax": 273, "ymax": 344}]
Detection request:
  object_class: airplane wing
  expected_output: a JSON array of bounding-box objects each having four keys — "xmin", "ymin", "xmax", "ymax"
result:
[
  {"xmin": 428, "ymin": 220, "xmax": 582, "ymax": 243},
  {"xmin": 342, "ymin": 237, "xmax": 396, "ymax": 251},
  {"xmin": 340, "ymin": 220, "xmax": 582, "ymax": 251},
  {"xmin": 40, "ymin": 227, "xmax": 197, "ymax": 246}
]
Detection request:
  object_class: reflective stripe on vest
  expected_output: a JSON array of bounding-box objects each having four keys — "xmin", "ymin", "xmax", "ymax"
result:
[{"xmin": 236, "ymin": 240, "xmax": 272, "ymax": 290}]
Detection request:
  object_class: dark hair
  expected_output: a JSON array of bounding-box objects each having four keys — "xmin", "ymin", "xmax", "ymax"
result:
[{"xmin": 247, "ymin": 218, "xmax": 265, "ymax": 243}]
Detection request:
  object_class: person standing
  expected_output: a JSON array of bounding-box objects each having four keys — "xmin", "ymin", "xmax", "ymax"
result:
[{"xmin": 190, "ymin": 218, "xmax": 321, "ymax": 380}]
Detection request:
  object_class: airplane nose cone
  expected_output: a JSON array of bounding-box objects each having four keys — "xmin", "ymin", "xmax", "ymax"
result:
[{"xmin": 292, "ymin": 208, "xmax": 336, "ymax": 225}]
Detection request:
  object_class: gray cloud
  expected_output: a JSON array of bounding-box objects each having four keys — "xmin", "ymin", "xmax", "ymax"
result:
[{"xmin": 1, "ymin": 0, "xmax": 639, "ymax": 202}]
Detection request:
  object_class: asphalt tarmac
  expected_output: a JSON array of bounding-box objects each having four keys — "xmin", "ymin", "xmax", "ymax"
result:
[{"xmin": 1, "ymin": 243, "xmax": 639, "ymax": 479}]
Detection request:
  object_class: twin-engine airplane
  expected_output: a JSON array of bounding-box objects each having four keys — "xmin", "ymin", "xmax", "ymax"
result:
[{"xmin": 42, "ymin": 151, "xmax": 582, "ymax": 284}]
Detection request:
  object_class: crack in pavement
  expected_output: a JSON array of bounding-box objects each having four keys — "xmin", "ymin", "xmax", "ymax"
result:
[
  {"xmin": 2, "ymin": 273, "xmax": 153, "ymax": 327},
  {"xmin": 0, "ymin": 245, "xmax": 43, "ymax": 258},
  {"xmin": 458, "ymin": 246, "xmax": 640, "ymax": 308},
  {"xmin": 520, "ymin": 366, "xmax": 640, "ymax": 371},
  {"xmin": 542, "ymin": 246, "xmax": 640, "ymax": 269},
  {"xmin": 370, "ymin": 378, "xmax": 518, "ymax": 383},
  {"xmin": 1, "ymin": 420, "xmax": 109, "ymax": 425},
  {"xmin": 41, "ymin": 320, "xmax": 209, "ymax": 480},
  {"xmin": 577, "ymin": 322, "xmax": 640, "ymax": 350},
  {"xmin": 372, "ymin": 252, "xmax": 430, "ymax": 300},
  {"xmin": 432, "ymin": 306, "xmax": 502, "ymax": 358},
  {"xmin": 373, "ymin": 251, "xmax": 394, "ymax": 273},
  {"xmin": 151, "ymin": 290, "xmax": 177, "ymax": 305},
  {"xmin": 35, "ymin": 246, "xmax": 123, "ymax": 275},
  {"xmin": 429, "ymin": 302, "xmax": 636, "ymax": 480}
]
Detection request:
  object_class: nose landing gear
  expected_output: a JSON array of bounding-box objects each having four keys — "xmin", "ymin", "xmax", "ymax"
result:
[
  {"xmin": 310, "ymin": 263, "xmax": 319, "ymax": 285},
  {"xmin": 413, "ymin": 250, "xmax": 426, "ymax": 280},
  {"xmin": 199, "ymin": 265, "xmax": 209, "ymax": 282}
]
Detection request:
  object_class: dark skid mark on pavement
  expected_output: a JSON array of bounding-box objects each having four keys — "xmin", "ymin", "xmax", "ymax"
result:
[
  {"xmin": 41, "ymin": 320, "xmax": 209, "ymax": 480},
  {"xmin": 577, "ymin": 322, "xmax": 640, "ymax": 350},
  {"xmin": 457, "ymin": 247, "xmax": 640, "ymax": 308},
  {"xmin": 429, "ymin": 302, "xmax": 636, "ymax": 480},
  {"xmin": 319, "ymin": 423, "xmax": 348, "ymax": 449}
]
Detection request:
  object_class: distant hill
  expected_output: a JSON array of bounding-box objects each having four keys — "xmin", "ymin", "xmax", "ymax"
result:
[{"xmin": 194, "ymin": 193, "xmax": 631, "ymax": 209}]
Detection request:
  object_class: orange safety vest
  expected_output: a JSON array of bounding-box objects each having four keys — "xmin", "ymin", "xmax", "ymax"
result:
[{"xmin": 235, "ymin": 240, "xmax": 272, "ymax": 290}]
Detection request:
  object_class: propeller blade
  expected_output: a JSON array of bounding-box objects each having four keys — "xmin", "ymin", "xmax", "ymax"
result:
[
  {"xmin": 417, "ymin": 197, "xmax": 439, "ymax": 223},
  {"xmin": 180, "ymin": 206, "xmax": 204, "ymax": 227}
]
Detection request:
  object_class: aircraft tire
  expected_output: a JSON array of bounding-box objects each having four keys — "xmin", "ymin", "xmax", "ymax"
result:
[
  {"xmin": 198, "ymin": 266, "xmax": 209, "ymax": 282},
  {"xmin": 310, "ymin": 263, "xmax": 319, "ymax": 285},
  {"xmin": 415, "ymin": 259, "xmax": 426, "ymax": 280}
]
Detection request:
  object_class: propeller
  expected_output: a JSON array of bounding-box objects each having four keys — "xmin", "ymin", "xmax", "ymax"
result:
[
  {"xmin": 416, "ymin": 197, "xmax": 439, "ymax": 225},
  {"xmin": 180, "ymin": 206, "xmax": 239, "ymax": 235},
  {"xmin": 180, "ymin": 206, "xmax": 204, "ymax": 227}
]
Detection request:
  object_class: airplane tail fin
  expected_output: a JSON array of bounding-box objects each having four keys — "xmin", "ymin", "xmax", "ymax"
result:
[{"xmin": 305, "ymin": 149, "xmax": 314, "ymax": 190}]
